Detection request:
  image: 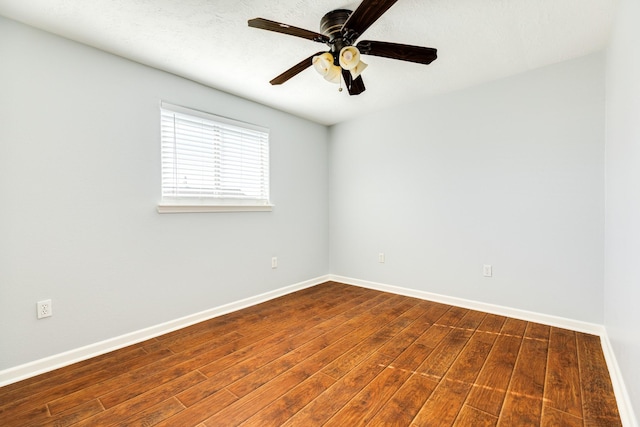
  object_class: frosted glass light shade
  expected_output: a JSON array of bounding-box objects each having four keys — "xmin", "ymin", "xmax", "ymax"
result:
[
  {"xmin": 349, "ymin": 59, "xmax": 368, "ymax": 79},
  {"xmin": 313, "ymin": 52, "xmax": 341, "ymax": 84},
  {"xmin": 339, "ymin": 46, "xmax": 368, "ymax": 79},
  {"xmin": 339, "ymin": 46, "xmax": 360, "ymax": 70},
  {"xmin": 312, "ymin": 53, "xmax": 334, "ymax": 75}
]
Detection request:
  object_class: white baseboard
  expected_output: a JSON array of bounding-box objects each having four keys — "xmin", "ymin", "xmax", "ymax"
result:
[
  {"xmin": 0, "ymin": 275, "xmax": 330, "ymax": 388},
  {"xmin": 599, "ymin": 334, "xmax": 639, "ymax": 427},
  {"xmin": 330, "ymin": 274, "xmax": 638, "ymax": 427}
]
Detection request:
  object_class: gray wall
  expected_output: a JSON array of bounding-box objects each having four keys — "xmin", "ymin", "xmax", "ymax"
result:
[
  {"xmin": 329, "ymin": 53, "xmax": 605, "ymax": 323},
  {"xmin": 0, "ymin": 17, "xmax": 329, "ymax": 370},
  {"xmin": 605, "ymin": 0, "xmax": 640, "ymax": 418}
]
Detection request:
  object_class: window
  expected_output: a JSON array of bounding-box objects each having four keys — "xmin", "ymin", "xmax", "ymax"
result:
[{"xmin": 158, "ymin": 102, "xmax": 271, "ymax": 213}]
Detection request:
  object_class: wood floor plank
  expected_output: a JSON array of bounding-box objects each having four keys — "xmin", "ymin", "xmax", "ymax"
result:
[
  {"xmin": 157, "ymin": 282, "xmax": 364, "ymax": 350},
  {"xmin": 163, "ymin": 327, "xmax": 244, "ymax": 355},
  {"xmin": 411, "ymin": 329, "xmax": 497, "ymax": 426},
  {"xmin": 368, "ymin": 373, "xmax": 438, "ymax": 426},
  {"xmin": 376, "ymin": 300, "xmax": 450, "ymax": 358},
  {"xmin": 225, "ymin": 304, "xmax": 391, "ymax": 399},
  {"xmin": 0, "ymin": 282, "xmax": 623, "ymax": 427},
  {"xmin": 248, "ymin": 286, "xmax": 369, "ymax": 332},
  {"xmin": 168, "ymin": 328, "xmax": 275, "ymax": 372},
  {"xmin": 99, "ymin": 363, "xmax": 202, "ymax": 409},
  {"xmin": 0, "ymin": 345, "xmax": 148, "ymax": 407},
  {"xmin": 0, "ymin": 403, "xmax": 50, "ymax": 427},
  {"xmin": 280, "ymin": 351, "xmax": 394, "ymax": 426},
  {"xmin": 443, "ymin": 327, "xmax": 498, "ymax": 383},
  {"xmin": 0, "ymin": 369, "xmax": 113, "ymax": 425},
  {"xmin": 45, "ymin": 330, "xmax": 243, "ymax": 415},
  {"xmin": 477, "ymin": 313, "xmax": 507, "ymax": 334},
  {"xmin": 526, "ymin": 322, "xmax": 550, "ymax": 341},
  {"xmin": 105, "ymin": 347, "xmax": 175, "ymax": 376},
  {"xmin": 433, "ymin": 305, "xmax": 471, "ymax": 328},
  {"xmin": 464, "ymin": 333, "xmax": 523, "ymax": 416},
  {"xmin": 324, "ymin": 338, "xmax": 439, "ymax": 426},
  {"xmin": 320, "ymin": 297, "xmax": 421, "ymax": 379},
  {"xmin": 203, "ymin": 370, "xmax": 313, "ymax": 426},
  {"xmin": 152, "ymin": 389, "xmax": 237, "ymax": 427},
  {"xmin": 544, "ymin": 327, "xmax": 583, "ymax": 418},
  {"xmin": 541, "ymin": 405, "xmax": 583, "ymax": 427},
  {"xmin": 2, "ymin": 357, "xmax": 136, "ymax": 407},
  {"xmin": 453, "ymin": 405, "xmax": 498, "ymax": 427},
  {"xmin": 576, "ymin": 332, "xmax": 622, "ymax": 427},
  {"xmin": 238, "ymin": 373, "xmax": 336, "ymax": 426},
  {"xmin": 42, "ymin": 399, "xmax": 104, "ymax": 427},
  {"xmin": 203, "ymin": 337, "xmax": 355, "ymax": 426},
  {"xmin": 412, "ymin": 378, "xmax": 470, "ymax": 426},
  {"xmin": 497, "ymin": 327, "xmax": 548, "ymax": 426},
  {"xmin": 71, "ymin": 370, "xmax": 207, "ymax": 426},
  {"xmin": 415, "ymin": 326, "xmax": 473, "ymax": 381},
  {"xmin": 501, "ymin": 317, "xmax": 528, "ymax": 337},
  {"xmin": 112, "ymin": 397, "xmax": 185, "ymax": 427},
  {"xmin": 176, "ymin": 329, "xmax": 317, "ymax": 407},
  {"xmin": 455, "ymin": 309, "xmax": 488, "ymax": 331}
]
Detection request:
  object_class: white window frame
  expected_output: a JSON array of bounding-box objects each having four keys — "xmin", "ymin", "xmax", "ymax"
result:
[{"xmin": 157, "ymin": 102, "xmax": 272, "ymax": 213}]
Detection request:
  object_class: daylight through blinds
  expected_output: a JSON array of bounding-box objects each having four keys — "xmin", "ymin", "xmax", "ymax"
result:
[{"xmin": 160, "ymin": 102, "xmax": 270, "ymax": 204}]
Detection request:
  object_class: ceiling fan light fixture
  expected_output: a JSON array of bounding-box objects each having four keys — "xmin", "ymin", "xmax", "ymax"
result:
[
  {"xmin": 324, "ymin": 63, "xmax": 342, "ymax": 83},
  {"xmin": 349, "ymin": 58, "xmax": 368, "ymax": 79},
  {"xmin": 312, "ymin": 53, "xmax": 333, "ymax": 74},
  {"xmin": 313, "ymin": 52, "xmax": 341, "ymax": 84},
  {"xmin": 339, "ymin": 46, "xmax": 360, "ymax": 70},
  {"xmin": 339, "ymin": 46, "xmax": 368, "ymax": 79}
]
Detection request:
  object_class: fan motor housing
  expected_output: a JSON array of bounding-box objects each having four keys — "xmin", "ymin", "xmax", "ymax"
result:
[{"xmin": 320, "ymin": 9, "xmax": 354, "ymax": 53}]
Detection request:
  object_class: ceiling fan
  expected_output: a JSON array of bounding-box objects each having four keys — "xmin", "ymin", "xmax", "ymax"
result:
[{"xmin": 248, "ymin": 0, "xmax": 438, "ymax": 95}]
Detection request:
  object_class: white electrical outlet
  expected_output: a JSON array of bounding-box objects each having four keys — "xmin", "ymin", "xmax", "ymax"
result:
[
  {"xmin": 378, "ymin": 253, "xmax": 385, "ymax": 263},
  {"xmin": 271, "ymin": 257, "xmax": 278, "ymax": 269},
  {"xmin": 37, "ymin": 299, "xmax": 52, "ymax": 319},
  {"xmin": 483, "ymin": 265, "xmax": 492, "ymax": 277}
]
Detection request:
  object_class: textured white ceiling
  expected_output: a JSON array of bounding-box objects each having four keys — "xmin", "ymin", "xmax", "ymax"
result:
[{"xmin": 0, "ymin": 0, "xmax": 618, "ymax": 125}]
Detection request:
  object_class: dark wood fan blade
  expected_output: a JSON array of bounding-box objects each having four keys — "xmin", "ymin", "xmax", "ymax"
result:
[
  {"xmin": 357, "ymin": 40, "xmax": 437, "ymax": 64},
  {"xmin": 342, "ymin": 69, "xmax": 366, "ymax": 95},
  {"xmin": 341, "ymin": 0, "xmax": 399, "ymax": 39},
  {"xmin": 248, "ymin": 18, "xmax": 329, "ymax": 43},
  {"xmin": 270, "ymin": 51, "xmax": 327, "ymax": 85}
]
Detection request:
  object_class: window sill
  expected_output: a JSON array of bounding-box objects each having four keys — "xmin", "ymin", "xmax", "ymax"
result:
[{"xmin": 157, "ymin": 204, "xmax": 273, "ymax": 213}]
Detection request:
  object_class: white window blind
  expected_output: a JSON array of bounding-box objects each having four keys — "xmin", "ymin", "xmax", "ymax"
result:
[{"xmin": 159, "ymin": 102, "xmax": 270, "ymax": 212}]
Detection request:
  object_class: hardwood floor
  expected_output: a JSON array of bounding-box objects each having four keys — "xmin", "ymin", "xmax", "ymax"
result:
[{"xmin": 0, "ymin": 282, "xmax": 622, "ymax": 426}]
